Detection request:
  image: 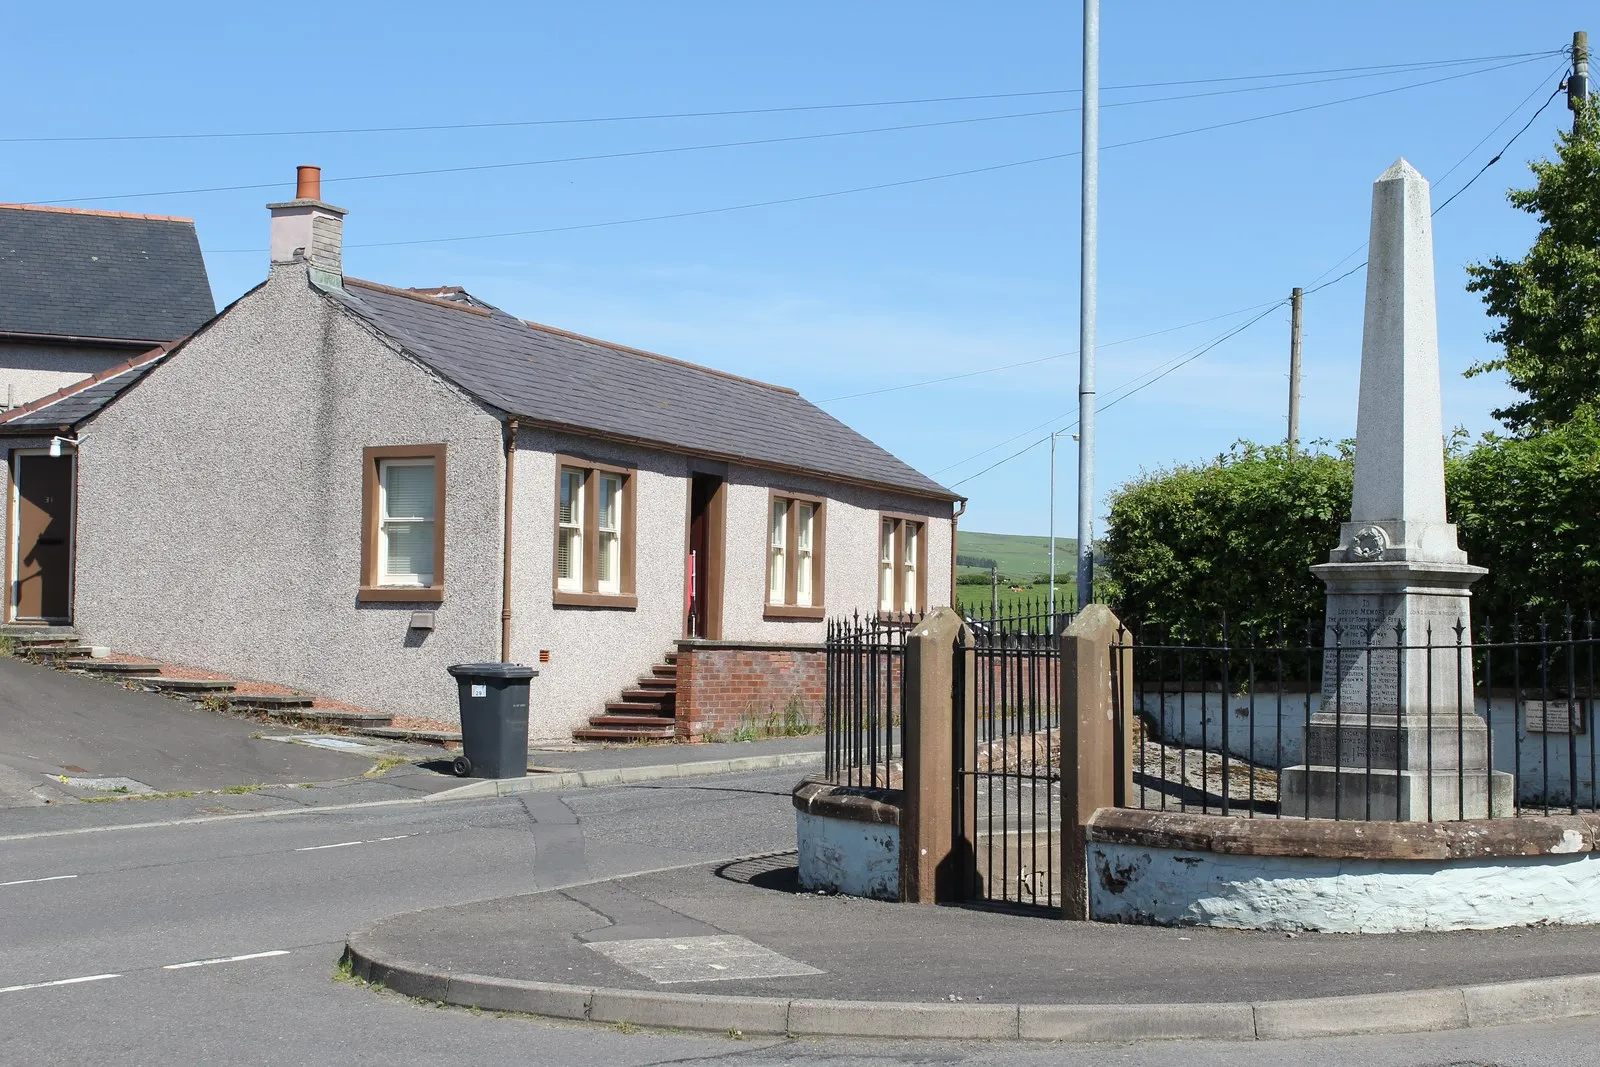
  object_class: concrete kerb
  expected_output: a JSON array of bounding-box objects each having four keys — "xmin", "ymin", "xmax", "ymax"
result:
[
  {"xmin": 427, "ymin": 750, "xmax": 824, "ymax": 800},
  {"xmin": 340, "ymin": 934, "xmax": 1600, "ymax": 1042}
]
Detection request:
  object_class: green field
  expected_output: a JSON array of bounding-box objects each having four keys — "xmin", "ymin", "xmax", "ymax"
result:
[
  {"xmin": 954, "ymin": 530, "xmax": 1078, "ymax": 615},
  {"xmin": 956, "ymin": 530, "xmax": 1077, "ymax": 582}
]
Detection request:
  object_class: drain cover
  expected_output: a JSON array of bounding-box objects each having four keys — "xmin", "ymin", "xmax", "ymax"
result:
[{"xmin": 586, "ymin": 934, "xmax": 822, "ymax": 984}]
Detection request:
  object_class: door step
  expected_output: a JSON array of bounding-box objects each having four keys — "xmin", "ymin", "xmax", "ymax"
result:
[
  {"xmin": 229, "ymin": 693, "xmax": 314, "ymax": 710},
  {"xmin": 0, "ymin": 625, "xmax": 78, "ymax": 641},
  {"xmin": 139, "ymin": 677, "xmax": 237, "ymax": 694},
  {"xmin": 266, "ymin": 707, "xmax": 392, "ymax": 728},
  {"xmin": 574, "ymin": 722, "xmax": 675, "ymax": 741},
  {"xmin": 64, "ymin": 660, "xmax": 160, "ymax": 675}
]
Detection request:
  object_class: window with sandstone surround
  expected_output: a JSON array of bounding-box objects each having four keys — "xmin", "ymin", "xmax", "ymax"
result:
[
  {"xmin": 359, "ymin": 444, "xmax": 446, "ymax": 603},
  {"xmin": 552, "ymin": 456, "xmax": 637, "ymax": 609},
  {"xmin": 877, "ymin": 513, "xmax": 928, "ymax": 617},
  {"xmin": 764, "ymin": 490, "xmax": 826, "ymax": 620}
]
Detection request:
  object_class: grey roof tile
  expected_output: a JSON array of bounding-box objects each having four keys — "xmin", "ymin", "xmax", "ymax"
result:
[
  {"xmin": 335, "ymin": 279, "xmax": 956, "ymax": 501},
  {"xmin": 0, "ymin": 206, "xmax": 215, "ymax": 341}
]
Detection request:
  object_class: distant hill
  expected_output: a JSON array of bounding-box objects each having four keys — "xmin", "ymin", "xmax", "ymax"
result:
[{"xmin": 956, "ymin": 530, "xmax": 1078, "ymax": 582}]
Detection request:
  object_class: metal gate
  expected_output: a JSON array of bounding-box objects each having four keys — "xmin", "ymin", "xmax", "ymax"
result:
[{"xmin": 953, "ymin": 607, "xmax": 1065, "ymax": 912}]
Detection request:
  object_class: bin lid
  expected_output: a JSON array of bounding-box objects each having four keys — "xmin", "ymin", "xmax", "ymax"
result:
[{"xmin": 447, "ymin": 662, "xmax": 538, "ymax": 680}]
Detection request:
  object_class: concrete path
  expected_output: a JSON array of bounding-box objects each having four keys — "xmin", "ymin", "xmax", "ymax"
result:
[
  {"xmin": 347, "ymin": 853, "xmax": 1600, "ymax": 1042},
  {"xmin": 0, "ymin": 656, "xmax": 388, "ymax": 805}
]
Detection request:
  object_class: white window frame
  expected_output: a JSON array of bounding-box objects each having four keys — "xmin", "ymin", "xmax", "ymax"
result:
[
  {"xmin": 596, "ymin": 472, "xmax": 623, "ymax": 596},
  {"xmin": 878, "ymin": 519, "xmax": 895, "ymax": 613},
  {"xmin": 768, "ymin": 498, "xmax": 789, "ymax": 606},
  {"xmin": 376, "ymin": 457, "xmax": 436, "ymax": 588},
  {"xmin": 795, "ymin": 502, "xmax": 814, "ymax": 608},
  {"xmin": 557, "ymin": 466, "xmax": 585, "ymax": 593}
]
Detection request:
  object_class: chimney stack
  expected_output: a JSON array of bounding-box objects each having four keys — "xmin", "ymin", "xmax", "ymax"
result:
[{"xmin": 268, "ymin": 164, "xmax": 347, "ymax": 283}]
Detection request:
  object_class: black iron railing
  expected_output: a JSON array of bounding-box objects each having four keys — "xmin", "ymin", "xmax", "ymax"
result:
[
  {"xmin": 1113, "ymin": 612, "xmax": 1598, "ymax": 821},
  {"xmin": 955, "ymin": 602, "xmax": 1071, "ymax": 911},
  {"xmin": 823, "ymin": 613, "xmax": 915, "ymax": 789}
]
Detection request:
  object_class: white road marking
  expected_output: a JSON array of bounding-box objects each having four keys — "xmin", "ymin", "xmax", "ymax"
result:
[
  {"xmin": 0, "ymin": 874, "xmax": 77, "ymax": 888},
  {"xmin": 163, "ymin": 950, "xmax": 289, "ymax": 970},
  {"xmin": 0, "ymin": 973, "xmax": 120, "ymax": 994},
  {"xmin": 295, "ymin": 834, "xmax": 414, "ymax": 852}
]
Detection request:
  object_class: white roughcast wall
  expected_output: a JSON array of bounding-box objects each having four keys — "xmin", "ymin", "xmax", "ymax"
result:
[
  {"xmin": 1088, "ymin": 841, "xmax": 1600, "ymax": 932},
  {"xmin": 796, "ymin": 810, "xmax": 900, "ymax": 901}
]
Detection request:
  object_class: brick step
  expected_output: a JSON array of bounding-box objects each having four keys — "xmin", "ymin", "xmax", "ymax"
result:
[
  {"xmin": 619, "ymin": 688, "xmax": 674, "ymax": 705},
  {"xmin": 604, "ymin": 700, "xmax": 671, "ymax": 715},
  {"xmin": 267, "ymin": 707, "xmax": 392, "ymax": 727},
  {"xmin": 649, "ymin": 664, "xmax": 678, "ymax": 679},
  {"xmin": 139, "ymin": 678, "xmax": 237, "ymax": 694},
  {"xmin": 588, "ymin": 713, "xmax": 676, "ymax": 727},
  {"xmin": 664, "ymin": 652, "xmax": 678, "ymax": 664},
  {"xmin": 64, "ymin": 660, "xmax": 160, "ymax": 675},
  {"xmin": 574, "ymin": 723, "xmax": 675, "ymax": 742},
  {"xmin": 635, "ymin": 674, "xmax": 676, "ymax": 690},
  {"xmin": 230, "ymin": 693, "xmax": 314, "ymax": 710}
]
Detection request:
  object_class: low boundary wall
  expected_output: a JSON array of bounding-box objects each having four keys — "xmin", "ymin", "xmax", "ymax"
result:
[{"xmin": 1087, "ymin": 808, "xmax": 1600, "ymax": 932}]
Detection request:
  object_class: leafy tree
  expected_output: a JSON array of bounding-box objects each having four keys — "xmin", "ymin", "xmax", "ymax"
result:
[
  {"xmin": 1465, "ymin": 101, "xmax": 1600, "ymax": 433},
  {"xmin": 1446, "ymin": 406, "xmax": 1600, "ymax": 621}
]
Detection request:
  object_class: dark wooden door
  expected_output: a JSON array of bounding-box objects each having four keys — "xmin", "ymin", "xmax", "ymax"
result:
[
  {"xmin": 685, "ymin": 474, "xmax": 724, "ymax": 639},
  {"xmin": 14, "ymin": 455, "xmax": 73, "ymax": 620}
]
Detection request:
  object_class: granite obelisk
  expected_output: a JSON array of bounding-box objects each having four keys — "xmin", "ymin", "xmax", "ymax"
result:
[{"xmin": 1279, "ymin": 159, "xmax": 1512, "ymax": 820}]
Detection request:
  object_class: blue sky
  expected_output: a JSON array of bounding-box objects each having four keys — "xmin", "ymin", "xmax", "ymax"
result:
[{"xmin": 3, "ymin": 3, "xmax": 1587, "ymax": 535}]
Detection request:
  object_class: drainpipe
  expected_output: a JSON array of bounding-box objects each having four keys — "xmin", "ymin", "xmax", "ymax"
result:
[
  {"xmin": 500, "ymin": 418, "xmax": 518, "ymax": 662},
  {"xmin": 949, "ymin": 498, "xmax": 967, "ymax": 608}
]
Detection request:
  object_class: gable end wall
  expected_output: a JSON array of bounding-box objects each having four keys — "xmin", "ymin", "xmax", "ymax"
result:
[{"xmin": 72, "ymin": 265, "xmax": 505, "ymax": 721}]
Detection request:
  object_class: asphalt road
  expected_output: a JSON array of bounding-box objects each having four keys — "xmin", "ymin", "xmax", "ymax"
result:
[{"xmin": 6, "ymin": 766, "xmax": 1600, "ymax": 1065}]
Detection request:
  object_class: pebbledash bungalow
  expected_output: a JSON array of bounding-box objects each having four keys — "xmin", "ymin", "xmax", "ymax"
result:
[{"xmin": 0, "ymin": 167, "xmax": 963, "ymax": 742}]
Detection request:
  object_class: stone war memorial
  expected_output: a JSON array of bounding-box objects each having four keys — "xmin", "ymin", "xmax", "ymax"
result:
[
  {"xmin": 1279, "ymin": 159, "xmax": 1514, "ymax": 822},
  {"xmin": 798, "ymin": 158, "xmax": 1600, "ymax": 934}
]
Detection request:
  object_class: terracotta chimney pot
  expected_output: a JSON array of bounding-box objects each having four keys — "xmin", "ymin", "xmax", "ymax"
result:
[{"xmin": 296, "ymin": 165, "xmax": 321, "ymax": 201}]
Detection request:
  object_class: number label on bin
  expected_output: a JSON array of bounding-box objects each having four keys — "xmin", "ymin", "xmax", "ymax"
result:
[{"xmin": 471, "ymin": 684, "xmax": 487, "ymax": 698}]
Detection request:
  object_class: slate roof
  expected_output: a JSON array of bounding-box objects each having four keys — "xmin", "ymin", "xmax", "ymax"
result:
[
  {"xmin": 336, "ymin": 278, "xmax": 957, "ymax": 501},
  {"xmin": 0, "ymin": 205, "xmax": 215, "ymax": 342},
  {"xmin": 0, "ymin": 345, "xmax": 169, "ymax": 432}
]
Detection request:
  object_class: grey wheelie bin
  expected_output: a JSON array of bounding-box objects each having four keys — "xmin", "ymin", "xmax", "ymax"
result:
[{"xmin": 446, "ymin": 662, "xmax": 537, "ymax": 778}]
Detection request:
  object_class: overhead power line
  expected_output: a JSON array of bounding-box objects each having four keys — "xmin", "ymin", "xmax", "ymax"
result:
[
  {"xmin": 818, "ymin": 299, "xmax": 1281, "ymax": 403},
  {"xmin": 4, "ymin": 50, "xmax": 1560, "ymax": 145},
  {"xmin": 934, "ymin": 56, "xmax": 1572, "ymax": 491},
  {"xmin": 194, "ymin": 55, "xmax": 1549, "ymax": 254},
  {"xmin": 942, "ymin": 305, "xmax": 1285, "ymax": 487}
]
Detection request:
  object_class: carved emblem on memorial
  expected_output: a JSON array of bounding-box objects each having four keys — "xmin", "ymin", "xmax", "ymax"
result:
[{"xmin": 1348, "ymin": 526, "xmax": 1387, "ymax": 562}]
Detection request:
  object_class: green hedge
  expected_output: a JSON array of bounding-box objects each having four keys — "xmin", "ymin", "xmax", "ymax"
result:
[
  {"xmin": 1450, "ymin": 408, "xmax": 1600, "ymax": 622},
  {"xmin": 1102, "ymin": 419, "xmax": 1600, "ymax": 641}
]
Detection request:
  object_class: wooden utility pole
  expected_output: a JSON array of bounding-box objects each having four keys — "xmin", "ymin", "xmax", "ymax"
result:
[
  {"xmin": 990, "ymin": 564, "xmax": 1000, "ymax": 621},
  {"xmin": 1287, "ymin": 287, "xmax": 1303, "ymax": 453},
  {"xmin": 1571, "ymin": 31, "xmax": 1590, "ymax": 134}
]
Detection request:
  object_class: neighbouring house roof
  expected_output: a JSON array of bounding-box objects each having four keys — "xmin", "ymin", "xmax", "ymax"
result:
[
  {"xmin": 0, "ymin": 344, "xmax": 171, "ymax": 432},
  {"xmin": 336, "ymin": 278, "xmax": 958, "ymax": 501},
  {"xmin": 0, "ymin": 204, "xmax": 215, "ymax": 343}
]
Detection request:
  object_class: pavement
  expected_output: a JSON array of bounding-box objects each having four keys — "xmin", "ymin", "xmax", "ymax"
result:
[
  {"xmin": 347, "ymin": 850, "xmax": 1600, "ymax": 1042},
  {"xmin": 0, "ymin": 654, "xmax": 822, "ymax": 834}
]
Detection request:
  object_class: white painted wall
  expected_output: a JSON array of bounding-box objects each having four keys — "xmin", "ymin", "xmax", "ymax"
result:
[
  {"xmin": 796, "ymin": 810, "xmax": 900, "ymax": 900},
  {"xmin": 1140, "ymin": 691, "xmax": 1593, "ymax": 808},
  {"xmin": 1088, "ymin": 840, "xmax": 1600, "ymax": 932},
  {"xmin": 509, "ymin": 434, "xmax": 955, "ymax": 740}
]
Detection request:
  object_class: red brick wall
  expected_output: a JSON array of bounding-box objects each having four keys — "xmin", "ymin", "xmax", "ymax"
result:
[{"xmin": 675, "ymin": 641, "xmax": 826, "ymax": 740}]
